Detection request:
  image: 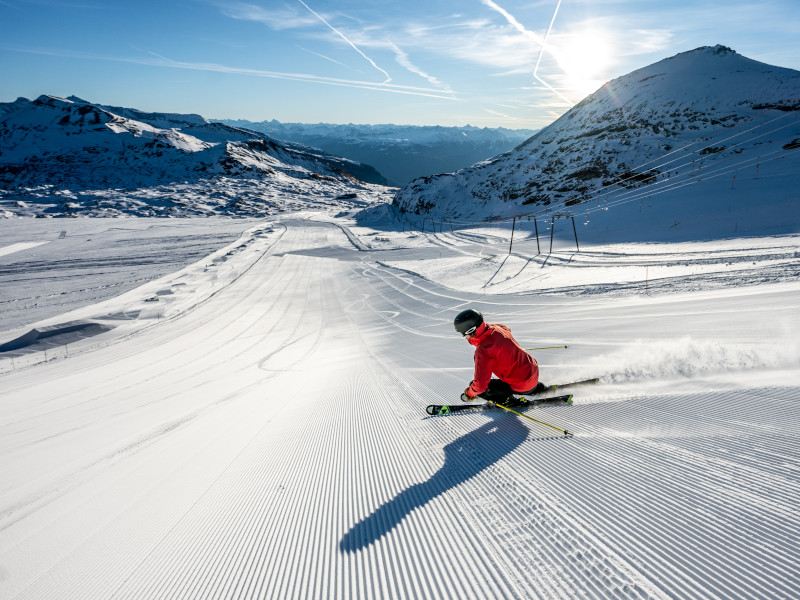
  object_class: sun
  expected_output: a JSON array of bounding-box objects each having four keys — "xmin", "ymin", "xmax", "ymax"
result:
[{"xmin": 552, "ymin": 29, "xmax": 614, "ymax": 97}]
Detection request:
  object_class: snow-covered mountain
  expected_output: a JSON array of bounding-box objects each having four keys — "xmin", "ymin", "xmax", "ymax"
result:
[
  {"xmin": 218, "ymin": 120, "xmax": 536, "ymax": 186},
  {"xmin": 393, "ymin": 46, "xmax": 800, "ymax": 241},
  {"xmin": 0, "ymin": 96, "xmax": 392, "ymax": 217}
]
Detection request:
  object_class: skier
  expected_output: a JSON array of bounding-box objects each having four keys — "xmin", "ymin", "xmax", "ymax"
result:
[{"xmin": 454, "ymin": 308, "xmax": 545, "ymax": 404}]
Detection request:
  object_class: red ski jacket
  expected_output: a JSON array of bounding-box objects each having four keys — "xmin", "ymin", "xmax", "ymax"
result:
[{"xmin": 466, "ymin": 322, "xmax": 539, "ymax": 397}]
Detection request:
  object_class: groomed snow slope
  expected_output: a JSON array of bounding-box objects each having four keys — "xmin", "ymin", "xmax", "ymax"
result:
[{"xmin": 1, "ymin": 216, "xmax": 799, "ymax": 599}]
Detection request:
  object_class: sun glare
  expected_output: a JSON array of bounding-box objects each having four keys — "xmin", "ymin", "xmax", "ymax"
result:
[{"xmin": 553, "ymin": 30, "xmax": 613, "ymax": 96}]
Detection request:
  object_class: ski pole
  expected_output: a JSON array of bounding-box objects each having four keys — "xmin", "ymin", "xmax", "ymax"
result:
[
  {"xmin": 525, "ymin": 345, "xmax": 568, "ymax": 351},
  {"xmin": 487, "ymin": 401, "xmax": 573, "ymax": 437}
]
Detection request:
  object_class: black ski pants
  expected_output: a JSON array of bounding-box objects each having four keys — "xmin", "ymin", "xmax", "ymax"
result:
[{"xmin": 478, "ymin": 379, "xmax": 545, "ymax": 402}]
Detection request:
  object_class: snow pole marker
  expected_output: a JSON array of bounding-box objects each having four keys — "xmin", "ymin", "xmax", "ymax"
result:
[
  {"xmin": 487, "ymin": 399, "xmax": 573, "ymax": 437},
  {"xmin": 571, "ymin": 216, "xmax": 580, "ymax": 252}
]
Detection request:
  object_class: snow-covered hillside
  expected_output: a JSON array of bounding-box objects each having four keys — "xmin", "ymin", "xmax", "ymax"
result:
[
  {"xmin": 394, "ymin": 46, "xmax": 800, "ymax": 242},
  {"xmin": 0, "ymin": 218, "xmax": 263, "ymax": 332},
  {"xmin": 219, "ymin": 120, "xmax": 536, "ymax": 186},
  {"xmin": 0, "ymin": 96, "xmax": 393, "ymax": 217},
  {"xmin": 1, "ymin": 213, "xmax": 799, "ymax": 599}
]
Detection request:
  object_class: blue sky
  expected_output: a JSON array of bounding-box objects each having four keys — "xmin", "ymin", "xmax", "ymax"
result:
[{"xmin": 1, "ymin": 0, "xmax": 799, "ymax": 128}]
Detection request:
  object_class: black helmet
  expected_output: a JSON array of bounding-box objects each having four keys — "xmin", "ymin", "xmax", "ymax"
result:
[{"xmin": 454, "ymin": 309, "xmax": 484, "ymax": 336}]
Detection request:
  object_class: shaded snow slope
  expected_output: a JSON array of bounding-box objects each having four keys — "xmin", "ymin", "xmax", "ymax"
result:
[
  {"xmin": 394, "ymin": 46, "xmax": 800, "ymax": 242},
  {"xmin": 1, "ymin": 215, "xmax": 799, "ymax": 599}
]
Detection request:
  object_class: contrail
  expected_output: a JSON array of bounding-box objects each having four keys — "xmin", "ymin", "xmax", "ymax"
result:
[
  {"xmin": 531, "ymin": 0, "xmax": 572, "ymax": 104},
  {"xmin": 296, "ymin": 0, "xmax": 392, "ymax": 84},
  {"xmin": 298, "ymin": 45, "xmax": 355, "ymax": 70},
  {"xmin": 482, "ymin": 0, "xmax": 543, "ymax": 43},
  {"xmin": 482, "ymin": 0, "xmax": 573, "ymax": 105},
  {"xmin": 389, "ymin": 42, "xmax": 450, "ymax": 91}
]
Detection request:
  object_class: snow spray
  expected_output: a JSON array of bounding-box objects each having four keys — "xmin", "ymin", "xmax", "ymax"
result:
[{"xmin": 591, "ymin": 336, "xmax": 800, "ymax": 384}]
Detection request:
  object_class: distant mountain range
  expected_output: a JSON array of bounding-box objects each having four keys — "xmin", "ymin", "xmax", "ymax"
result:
[
  {"xmin": 0, "ymin": 95, "xmax": 391, "ymax": 217},
  {"xmin": 217, "ymin": 121, "xmax": 536, "ymax": 186},
  {"xmin": 391, "ymin": 46, "xmax": 800, "ymax": 241}
]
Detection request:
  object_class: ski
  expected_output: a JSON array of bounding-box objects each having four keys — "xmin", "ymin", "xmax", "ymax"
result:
[
  {"xmin": 425, "ymin": 378, "xmax": 597, "ymax": 416},
  {"xmin": 426, "ymin": 393, "xmax": 573, "ymax": 416}
]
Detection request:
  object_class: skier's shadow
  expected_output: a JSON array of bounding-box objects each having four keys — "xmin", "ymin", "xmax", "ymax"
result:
[{"xmin": 340, "ymin": 413, "xmax": 529, "ymax": 553}]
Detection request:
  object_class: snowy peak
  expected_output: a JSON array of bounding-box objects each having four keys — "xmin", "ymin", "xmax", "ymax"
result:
[
  {"xmin": 1, "ymin": 95, "xmax": 214, "ymax": 163},
  {"xmin": 24, "ymin": 95, "xmax": 118, "ymax": 130},
  {"xmin": 0, "ymin": 96, "xmax": 394, "ymax": 216},
  {"xmin": 393, "ymin": 46, "xmax": 800, "ymax": 241},
  {"xmin": 534, "ymin": 45, "xmax": 800, "ymax": 150},
  {"xmin": 586, "ymin": 45, "xmax": 799, "ymax": 112},
  {"xmin": 0, "ymin": 96, "xmax": 390, "ymax": 192}
]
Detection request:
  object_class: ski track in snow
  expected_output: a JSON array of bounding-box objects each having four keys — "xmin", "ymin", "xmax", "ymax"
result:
[{"xmin": 1, "ymin": 217, "xmax": 799, "ymax": 599}]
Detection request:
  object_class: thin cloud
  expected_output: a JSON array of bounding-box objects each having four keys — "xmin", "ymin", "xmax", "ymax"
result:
[
  {"xmin": 401, "ymin": 19, "xmax": 539, "ymax": 72},
  {"xmin": 491, "ymin": 66, "xmax": 536, "ymax": 77},
  {"xmin": 628, "ymin": 29, "xmax": 674, "ymax": 54},
  {"xmin": 295, "ymin": 0, "xmax": 392, "ymax": 83},
  {"xmin": 484, "ymin": 107, "xmax": 513, "ymax": 119},
  {"xmin": 220, "ymin": 3, "xmax": 318, "ymax": 30}
]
